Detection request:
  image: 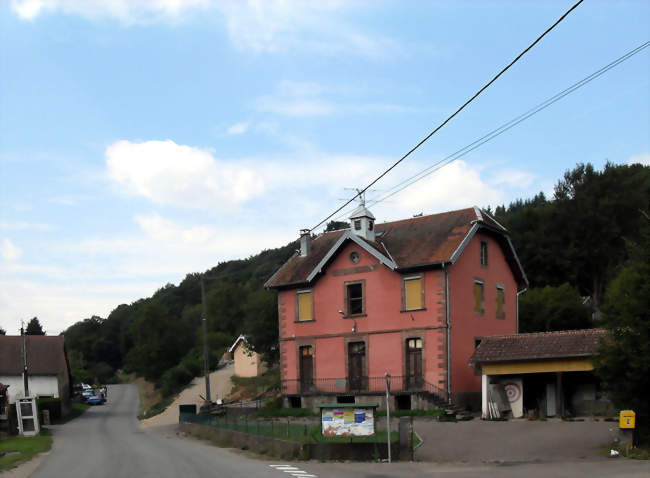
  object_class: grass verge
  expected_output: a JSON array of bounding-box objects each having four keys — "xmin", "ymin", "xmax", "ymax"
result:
[
  {"xmin": 0, "ymin": 428, "xmax": 52, "ymax": 471},
  {"xmin": 229, "ymin": 369, "xmax": 280, "ymax": 401},
  {"xmin": 133, "ymin": 376, "xmax": 174, "ymax": 419}
]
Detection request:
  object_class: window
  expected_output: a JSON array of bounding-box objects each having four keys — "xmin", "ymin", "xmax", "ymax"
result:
[
  {"xmin": 354, "ymin": 220, "xmax": 361, "ymax": 230},
  {"xmin": 473, "ymin": 280, "xmax": 484, "ymax": 314},
  {"xmin": 480, "ymin": 241, "xmax": 488, "ymax": 267},
  {"xmin": 345, "ymin": 281, "xmax": 364, "ymax": 316},
  {"xmin": 296, "ymin": 291, "xmax": 313, "ymax": 321},
  {"xmin": 368, "ymin": 220, "xmax": 374, "ymax": 231},
  {"xmin": 496, "ymin": 286, "xmax": 505, "ymax": 318},
  {"xmin": 406, "ymin": 338, "xmax": 422, "ymax": 350},
  {"xmin": 403, "ymin": 276, "xmax": 423, "ymax": 310}
]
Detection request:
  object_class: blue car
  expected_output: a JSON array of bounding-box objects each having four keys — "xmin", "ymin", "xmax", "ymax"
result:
[{"xmin": 87, "ymin": 395, "xmax": 105, "ymax": 405}]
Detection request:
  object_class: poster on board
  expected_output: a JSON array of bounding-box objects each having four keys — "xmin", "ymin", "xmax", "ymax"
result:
[{"xmin": 321, "ymin": 407, "xmax": 375, "ymax": 437}]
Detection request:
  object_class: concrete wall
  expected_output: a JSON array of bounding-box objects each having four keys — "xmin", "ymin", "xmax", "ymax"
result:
[
  {"xmin": 180, "ymin": 422, "xmax": 401, "ymax": 461},
  {"xmin": 448, "ymin": 232, "xmax": 518, "ymax": 395},
  {"xmin": 0, "ymin": 374, "xmax": 60, "ymax": 403}
]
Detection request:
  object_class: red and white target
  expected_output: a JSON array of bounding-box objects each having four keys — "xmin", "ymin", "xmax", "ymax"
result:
[{"xmin": 503, "ymin": 381, "xmax": 522, "ymax": 403}]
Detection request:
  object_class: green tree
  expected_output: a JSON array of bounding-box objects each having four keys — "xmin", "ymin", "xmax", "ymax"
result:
[
  {"xmin": 25, "ymin": 317, "xmax": 45, "ymax": 335},
  {"xmin": 124, "ymin": 302, "xmax": 193, "ymax": 381},
  {"xmin": 0, "ymin": 327, "xmax": 6, "ymax": 335},
  {"xmin": 325, "ymin": 220, "xmax": 349, "ymax": 231},
  {"xmin": 595, "ymin": 224, "xmax": 650, "ymax": 442},
  {"xmin": 518, "ymin": 284, "xmax": 592, "ymax": 333}
]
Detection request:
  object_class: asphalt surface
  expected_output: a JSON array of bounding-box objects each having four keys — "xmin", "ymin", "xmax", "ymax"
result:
[{"xmin": 28, "ymin": 384, "xmax": 650, "ymax": 478}]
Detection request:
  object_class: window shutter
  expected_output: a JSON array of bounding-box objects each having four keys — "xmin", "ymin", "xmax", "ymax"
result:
[
  {"xmin": 474, "ymin": 282, "xmax": 483, "ymax": 313},
  {"xmin": 405, "ymin": 278, "xmax": 422, "ymax": 310},
  {"xmin": 298, "ymin": 292, "xmax": 313, "ymax": 321},
  {"xmin": 496, "ymin": 288, "xmax": 504, "ymax": 317}
]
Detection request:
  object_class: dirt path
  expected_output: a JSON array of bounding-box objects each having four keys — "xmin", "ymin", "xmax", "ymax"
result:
[{"xmin": 140, "ymin": 363, "xmax": 234, "ymax": 429}]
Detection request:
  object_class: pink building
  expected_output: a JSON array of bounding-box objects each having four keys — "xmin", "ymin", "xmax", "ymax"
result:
[{"xmin": 265, "ymin": 206, "xmax": 527, "ymax": 410}]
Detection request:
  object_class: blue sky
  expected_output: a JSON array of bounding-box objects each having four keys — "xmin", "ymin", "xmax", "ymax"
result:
[{"xmin": 1, "ymin": 0, "xmax": 648, "ymax": 334}]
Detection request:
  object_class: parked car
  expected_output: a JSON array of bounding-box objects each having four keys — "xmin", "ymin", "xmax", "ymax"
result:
[
  {"xmin": 81, "ymin": 389, "xmax": 95, "ymax": 402},
  {"xmin": 87, "ymin": 395, "xmax": 105, "ymax": 405}
]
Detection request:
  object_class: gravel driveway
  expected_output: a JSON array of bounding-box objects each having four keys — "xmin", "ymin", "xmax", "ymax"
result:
[{"xmin": 414, "ymin": 418, "xmax": 618, "ymax": 463}]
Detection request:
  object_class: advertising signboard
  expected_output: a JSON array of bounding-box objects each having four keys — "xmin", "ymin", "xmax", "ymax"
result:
[{"xmin": 320, "ymin": 403, "xmax": 377, "ymax": 437}]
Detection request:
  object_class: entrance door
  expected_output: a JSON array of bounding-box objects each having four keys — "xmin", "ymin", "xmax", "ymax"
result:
[
  {"xmin": 406, "ymin": 338, "xmax": 423, "ymax": 390},
  {"xmin": 299, "ymin": 346, "xmax": 314, "ymax": 392},
  {"xmin": 348, "ymin": 342, "xmax": 367, "ymax": 391}
]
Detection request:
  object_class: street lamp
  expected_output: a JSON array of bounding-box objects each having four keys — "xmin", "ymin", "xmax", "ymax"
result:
[{"xmin": 385, "ymin": 372, "xmax": 391, "ymax": 463}]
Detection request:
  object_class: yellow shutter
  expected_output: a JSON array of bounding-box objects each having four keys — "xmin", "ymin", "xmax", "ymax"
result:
[
  {"xmin": 474, "ymin": 282, "xmax": 483, "ymax": 313},
  {"xmin": 496, "ymin": 288, "xmax": 505, "ymax": 317},
  {"xmin": 405, "ymin": 278, "xmax": 422, "ymax": 310},
  {"xmin": 298, "ymin": 292, "xmax": 313, "ymax": 321}
]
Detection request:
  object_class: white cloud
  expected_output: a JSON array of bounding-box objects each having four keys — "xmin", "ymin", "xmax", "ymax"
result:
[
  {"xmin": 217, "ymin": 1, "xmax": 396, "ymax": 58},
  {"xmin": 628, "ymin": 152, "xmax": 650, "ymax": 166},
  {"xmin": 10, "ymin": 0, "xmax": 212, "ymax": 23},
  {"xmin": 368, "ymin": 160, "xmax": 505, "ymax": 220},
  {"xmin": 0, "ymin": 221, "xmax": 52, "ymax": 231},
  {"xmin": 255, "ymin": 80, "xmax": 415, "ymax": 118},
  {"xmin": 488, "ymin": 169, "xmax": 536, "ymax": 189},
  {"xmin": 10, "ymin": 0, "xmax": 397, "ymax": 58},
  {"xmin": 226, "ymin": 122, "xmax": 249, "ymax": 135},
  {"xmin": 1, "ymin": 239, "xmax": 22, "ymax": 262},
  {"xmin": 0, "ymin": 278, "xmax": 161, "ymax": 335},
  {"xmin": 106, "ymin": 139, "xmax": 265, "ymax": 209},
  {"xmin": 256, "ymin": 97, "xmax": 334, "ymax": 117}
]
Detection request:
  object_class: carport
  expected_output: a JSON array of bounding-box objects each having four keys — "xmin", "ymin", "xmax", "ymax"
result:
[{"xmin": 469, "ymin": 329, "xmax": 610, "ymax": 419}]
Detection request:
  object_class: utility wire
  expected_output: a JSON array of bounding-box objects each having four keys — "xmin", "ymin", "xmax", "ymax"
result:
[
  {"xmin": 338, "ymin": 40, "xmax": 650, "ymax": 215},
  {"xmin": 310, "ymin": 0, "xmax": 585, "ymax": 231}
]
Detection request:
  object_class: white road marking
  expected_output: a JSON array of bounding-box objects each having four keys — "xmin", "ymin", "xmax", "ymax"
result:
[{"xmin": 269, "ymin": 464, "xmax": 317, "ymax": 477}]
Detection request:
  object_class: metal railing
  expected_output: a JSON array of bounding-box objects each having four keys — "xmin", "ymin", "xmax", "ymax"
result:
[
  {"xmin": 179, "ymin": 412, "xmax": 398, "ymax": 444},
  {"xmin": 281, "ymin": 376, "xmax": 448, "ymax": 403}
]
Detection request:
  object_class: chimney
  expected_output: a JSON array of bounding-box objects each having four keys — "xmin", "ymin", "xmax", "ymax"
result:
[{"xmin": 299, "ymin": 229, "xmax": 311, "ymax": 257}]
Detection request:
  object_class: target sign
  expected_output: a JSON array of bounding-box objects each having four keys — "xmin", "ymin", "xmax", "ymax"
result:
[{"xmin": 503, "ymin": 381, "xmax": 522, "ymax": 403}]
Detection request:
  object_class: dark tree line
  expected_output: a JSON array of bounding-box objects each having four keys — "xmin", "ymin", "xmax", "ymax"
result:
[{"xmin": 495, "ymin": 162, "xmax": 650, "ymax": 332}]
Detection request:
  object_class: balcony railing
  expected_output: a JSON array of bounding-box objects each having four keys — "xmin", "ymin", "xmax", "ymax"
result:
[{"xmin": 281, "ymin": 376, "xmax": 448, "ymax": 403}]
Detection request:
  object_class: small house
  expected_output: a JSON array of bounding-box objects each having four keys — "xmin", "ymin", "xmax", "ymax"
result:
[
  {"xmin": 229, "ymin": 335, "xmax": 267, "ymax": 378},
  {"xmin": 0, "ymin": 335, "xmax": 72, "ymax": 414}
]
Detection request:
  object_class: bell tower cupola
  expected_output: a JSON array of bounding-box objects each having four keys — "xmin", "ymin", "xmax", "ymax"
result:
[{"xmin": 349, "ymin": 196, "xmax": 376, "ymax": 242}]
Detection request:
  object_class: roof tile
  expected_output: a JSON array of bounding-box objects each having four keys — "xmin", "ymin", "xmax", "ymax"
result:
[{"xmin": 470, "ymin": 329, "xmax": 607, "ymax": 363}]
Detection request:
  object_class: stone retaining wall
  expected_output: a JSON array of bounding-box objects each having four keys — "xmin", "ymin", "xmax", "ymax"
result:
[{"xmin": 179, "ymin": 422, "xmax": 401, "ymax": 461}]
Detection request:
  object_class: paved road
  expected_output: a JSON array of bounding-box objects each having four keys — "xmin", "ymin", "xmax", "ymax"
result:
[{"xmin": 29, "ymin": 384, "xmax": 650, "ymax": 478}]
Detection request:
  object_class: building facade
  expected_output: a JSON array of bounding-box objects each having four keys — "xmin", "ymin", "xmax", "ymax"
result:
[
  {"xmin": 266, "ymin": 206, "xmax": 527, "ymax": 410},
  {"xmin": 0, "ymin": 335, "xmax": 72, "ymax": 413}
]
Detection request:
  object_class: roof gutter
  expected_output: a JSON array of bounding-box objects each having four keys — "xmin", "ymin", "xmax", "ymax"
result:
[
  {"xmin": 443, "ymin": 262, "xmax": 451, "ymax": 404},
  {"xmin": 516, "ymin": 287, "xmax": 527, "ymax": 334}
]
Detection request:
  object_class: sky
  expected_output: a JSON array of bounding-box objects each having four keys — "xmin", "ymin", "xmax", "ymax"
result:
[{"xmin": 1, "ymin": 0, "xmax": 648, "ymax": 335}]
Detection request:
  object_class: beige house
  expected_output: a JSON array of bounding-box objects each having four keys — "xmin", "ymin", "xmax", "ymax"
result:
[{"xmin": 229, "ymin": 335, "xmax": 267, "ymax": 378}]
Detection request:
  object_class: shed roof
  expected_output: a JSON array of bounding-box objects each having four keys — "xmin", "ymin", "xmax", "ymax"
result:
[
  {"xmin": 266, "ymin": 206, "xmax": 526, "ymax": 289},
  {"xmin": 0, "ymin": 335, "xmax": 69, "ymax": 376},
  {"xmin": 470, "ymin": 329, "xmax": 607, "ymax": 364}
]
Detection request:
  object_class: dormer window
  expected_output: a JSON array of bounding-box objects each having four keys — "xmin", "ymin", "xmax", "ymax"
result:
[{"xmin": 354, "ymin": 220, "xmax": 361, "ymax": 231}]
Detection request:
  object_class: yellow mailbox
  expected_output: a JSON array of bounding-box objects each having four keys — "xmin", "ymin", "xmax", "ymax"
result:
[{"xmin": 619, "ymin": 410, "xmax": 635, "ymax": 429}]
